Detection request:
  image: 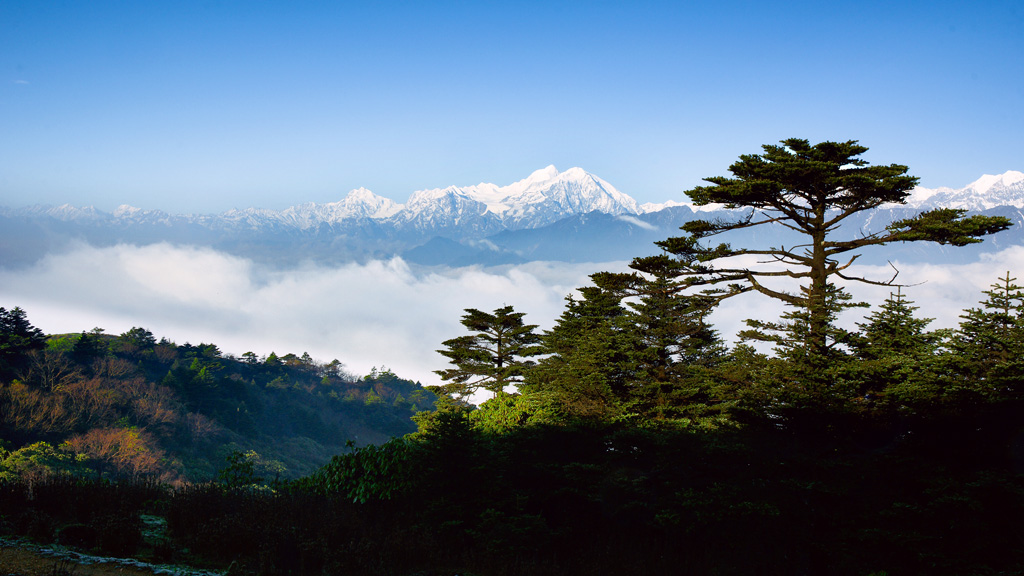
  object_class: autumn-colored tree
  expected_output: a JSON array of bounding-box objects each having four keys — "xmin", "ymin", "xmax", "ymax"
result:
[{"xmin": 66, "ymin": 426, "xmax": 170, "ymax": 480}]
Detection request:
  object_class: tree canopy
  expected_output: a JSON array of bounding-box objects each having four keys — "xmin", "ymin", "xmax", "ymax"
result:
[
  {"xmin": 659, "ymin": 138, "xmax": 1011, "ymax": 356},
  {"xmin": 433, "ymin": 305, "xmax": 542, "ymax": 401},
  {"xmin": 0, "ymin": 307, "xmax": 46, "ymax": 380}
]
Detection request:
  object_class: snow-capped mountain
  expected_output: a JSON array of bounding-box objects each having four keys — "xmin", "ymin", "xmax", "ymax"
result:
[
  {"xmin": 1, "ymin": 167, "xmax": 1021, "ymax": 269},
  {"xmin": 639, "ymin": 199, "xmax": 728, "ymax": 213},
  {"xmin": 394, "ymin": 186, "xmax": 501, "ymax": 236},
  {"xmin": 282, "ymin": 188, "xmax": 403, "ymax": 226},
  {"xmin": 386, "ymin": 165, "xmax": 642, "ymax": 230},
  {"xmin": 27, "ymin": 203, "xmax": 107, "ymax": 222},
  {"xmin": 79, "ymin": 165, "xmax": 640, "ymax": 233},
  {"xmin": 906, "ymin": 171, "xmax": 1024, "ymax": 211},
  {"xmin": 473, "ymin": 165, "xmax": 641, "ymax": 225},
  {"xmin": 212, "ymin": 188, "xmax": 404, "ymax": 231},
  {"xmin": 0, "ymin": 165, "xmax": 656, "ymax": 266}
]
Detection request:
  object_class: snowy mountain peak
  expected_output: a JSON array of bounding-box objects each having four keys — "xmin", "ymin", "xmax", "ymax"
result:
[
  {"xmin": 473, "ymin": 165, "xmax": 641, "ymax": 226},
  {"xmin": 907, "ymin": 170, "xmax": 1024, "ymax": 211},
  {"xmin": 337, "ymin": 187, "xmax": 403, "ymax": 218},
  {"xmin": 526, "ymin": 165, "xmax": 559, "ymax": 183},
  {"xmin": 48, "ymin": 204, "xmax": 103, "ymax": 221},
  {"xmin": 497, "ymin": 165, "xmax": 560, "ymax": 198},
  {"xmin": 113, "ymin": 205, "xmax": 142, "ymax": 217},
  {"xmin": 640, "ymin": 200, "xmax": 690, "ymax": 213},
  {"xmin": 345, "ymin": 187, "xmax": 377, "ymax": 201},
  {"xmin": 558, "ymin": 166, "xmax": 588, "ymax": 179},
  {"xmin": 263, "ymin": 188, "xmax": 404, "ymax": 228},
  {"xmin": 406, "ymin": 185, "xmax": 466, "ymax": 206},
  {"xmin": 967, "ymin": 171, "xmax": 1024, "ymax": 194}
]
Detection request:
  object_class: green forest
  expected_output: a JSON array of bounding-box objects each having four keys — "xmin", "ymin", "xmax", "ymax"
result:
[
  {"xmin": 2, "ymin": 140, "xmax": 1023, "ymax": 575},
  {"xmin": 0, "ymin": 312, "xmax": 436, "ymax": 484}
]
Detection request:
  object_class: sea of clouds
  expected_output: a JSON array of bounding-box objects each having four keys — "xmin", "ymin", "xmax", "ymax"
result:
[
  {"xmin": 2, "ymin": 241, "xmax": 1023, "ymax": 390},
  {"xmin": 0, "ymin": 242, "xmax": 605, "ymax": 385}
]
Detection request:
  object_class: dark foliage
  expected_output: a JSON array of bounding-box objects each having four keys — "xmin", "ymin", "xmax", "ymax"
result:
[
  {"xmin": 0, "ymin": 307, "xmax": 46, "ymax": 381},
  {"xmin": 296, "ymin": 409, "xmax": 1024, "ymax": 575}
]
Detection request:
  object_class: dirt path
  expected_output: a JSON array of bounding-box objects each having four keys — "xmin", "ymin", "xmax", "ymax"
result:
[
  {"xmin": 1, "ymin": 546, "xmax": 155, "ymax": 576},
  {"xmin": 0, "ymin": 541, "xmax": 221, "ymax": 576}
]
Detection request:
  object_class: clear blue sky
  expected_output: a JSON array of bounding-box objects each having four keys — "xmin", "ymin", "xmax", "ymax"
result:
[{"xmin": 2, "ymin": 0, "xmax": 1021, "ymax": 213}]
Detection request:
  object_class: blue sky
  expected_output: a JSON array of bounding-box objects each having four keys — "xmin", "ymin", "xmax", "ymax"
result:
[{"xmin": 2, "ymin": 0, "xmax": 1022, "ymax": 213}]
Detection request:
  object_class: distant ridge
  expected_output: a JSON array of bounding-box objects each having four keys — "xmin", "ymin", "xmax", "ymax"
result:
[
  {"xmin": 7, "ymin": 167, "xmax": 1023, "ymax": 228},
  {"xmin": 904, "ymin": 171, "xmax": 1024, "ymax": 211},
  {"xmin": 1, "ymin": 168, "xmax": 1021, "ymax": 269}
]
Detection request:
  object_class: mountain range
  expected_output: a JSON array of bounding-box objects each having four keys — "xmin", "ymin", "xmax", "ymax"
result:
[{"xmin": 2, "ymin": 167, "xmax": 1022, "ymax": 268}]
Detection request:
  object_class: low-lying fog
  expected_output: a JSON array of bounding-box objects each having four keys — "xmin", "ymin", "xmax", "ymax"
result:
[{"xmin": 3, "ymin": 241, "xmax": 1023, "ymax": 391}]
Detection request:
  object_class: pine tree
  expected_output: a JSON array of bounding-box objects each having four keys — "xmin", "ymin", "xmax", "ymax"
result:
[
  {"xmin": 592, "ymin": 257, "xmax": 728, "ymax": 419},
  {"xmin": 740, "ymin": 282, "xmax": 864, "ymax": 365},
  {"xmin": 855, "ymin": 289, "xmax": 940, "ymax": 360},
  {"xmin": 523, "ymin": 286, "xmax": 638, "ymax": 419},
  {"xmin": 848, "ymin": 289, "xmax": 947, "ymax": 408},
  {"xmin": 659, "ymin": 138, "xmax": 1010, "ymax": 358},
  {"xmin": 737, "ymin": 283, "xmax": 865, "ymax": 410},
  {"xmin": 434, "ymin": 306, "xmax": 542, "ymax": 401},
  {"xmin": 0, "ymin": 307, "xmax": 47, "ymax": 381},
  {"xmin": 947, "ymin": 272, "xmax": 1024, "ymax": 401}
]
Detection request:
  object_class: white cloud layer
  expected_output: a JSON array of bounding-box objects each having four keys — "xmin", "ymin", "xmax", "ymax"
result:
[
  {"xmin": 0, "ymin": 243, "xmax": 607, "ymax": 385},
  {"xmin": 2, "ymin": 242, "xmax": 1024, "ymax": 388},
  {"xmin": 707, "ymin": 247, "xmax": 1024, "ymax": 347}
]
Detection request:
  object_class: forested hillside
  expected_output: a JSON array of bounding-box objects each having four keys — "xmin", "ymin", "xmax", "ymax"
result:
[{"xmin": 0, "ymin": 309, "xmax": 435, "ymax": 483}]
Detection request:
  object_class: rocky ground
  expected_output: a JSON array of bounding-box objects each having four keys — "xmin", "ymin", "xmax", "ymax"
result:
[
  {"xmin": 0, "ymin": 541, "xmax": 220, "ymax": 576},
  {"xmin": 1, "ymin": 546, "xmax": 156, "ymax": 576}
]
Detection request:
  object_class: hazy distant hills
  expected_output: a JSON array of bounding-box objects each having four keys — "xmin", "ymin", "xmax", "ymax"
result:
[{"xmin": 1, "ymin": 168, "xmax": 1022, "ymax": 269}]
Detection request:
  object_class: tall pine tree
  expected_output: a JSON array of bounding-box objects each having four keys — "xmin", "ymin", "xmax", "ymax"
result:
[
  {"xmin": 848, "ymin": 289, "xmax": 948, "ymax": 410},
  {"xmin": 524, "ymin": 286, "xmax": 637, "ymax": 419},
  {"xmin": 947, "ymin": 272, "xmax": 1024, "ymax": 402},
  {"xmin": 0, "ymin": 307, "xmax": 47, "ymax": 381},
  {"xmin": 434, "ymin": 306, "xmax": 542, "ymax": 401},
  {"xmin": 592, "ymin": 257, "xmax": 728, "ymax": 420},
  {"xmin": 659, "ymin": 138, "xmax": 1010, "ymax": 358}
]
